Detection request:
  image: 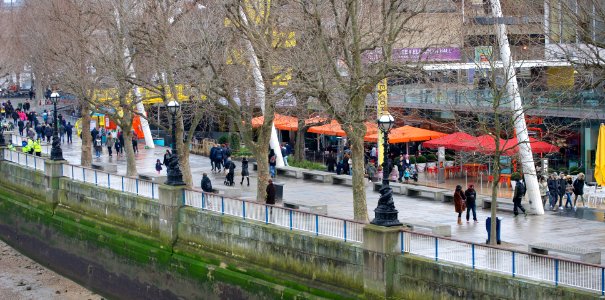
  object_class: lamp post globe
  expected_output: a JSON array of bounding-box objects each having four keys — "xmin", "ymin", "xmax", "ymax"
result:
[
  {"xmin": 49, "ymin": 92, "xmax": 64, "ymax": 161},
  {"xmin": 371, "ymin": 111, "xmax": 401, "ymax": 227},
  {"xmin": 165, "ymin": 100, "xmax": 185, "ymax": 186}
]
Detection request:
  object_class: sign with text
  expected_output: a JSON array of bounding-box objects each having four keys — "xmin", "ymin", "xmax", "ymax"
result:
[{"xmin": 362, "ymin": 47, "xmax": 461, "ymax": 63}]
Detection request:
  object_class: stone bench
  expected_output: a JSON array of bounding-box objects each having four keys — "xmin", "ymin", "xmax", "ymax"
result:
[
  {"xmin": 138, "ymin": 172, "xmax": 167, "ymax": 183},
  {"xmin": 402, "ymin": 220, "xmax": 451, "ymax": 237},
  {"xmin": 332, "ymin": 174, "xmax": 353, "ymax": 186},
  {"xmin": 251, "ymin": 162, "xmax": 304, "ymax": 179},
  {"xmin": 283, "ymin": 201, "xmax": 328, "ymax": 215},
  {"xmin": 528, "ymin": 242, "xmax": 601, "ymax": 264},
  {"xmin": 91, "ymin": 162, "xmax": 118, "ymax": 173},
  {"xmin": 482, "ymin": 198, "xmax": 514, "ymax": 212},
  {"xmin": 302, "ymin": 170, "xmax": 333, "ymax": 183},
  {"xmin": 441, "ymin": 191, "xmax": 454, "ymax": 203},
  {"xmin": 276, "ymin": 166, "xmax": 305, "ymax": 179},
  {"xmin": 404, "ymin": 185, "xmax": 449, "ymax": 202},
  {"xmin": 373, "ymin": 182, "xmax": 406, "ymax": 195}
]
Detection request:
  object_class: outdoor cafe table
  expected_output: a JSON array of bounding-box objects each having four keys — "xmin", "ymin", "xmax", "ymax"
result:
[{"xmin": 462, "ymin": 163, "xmax": 487, "ymax": 176}]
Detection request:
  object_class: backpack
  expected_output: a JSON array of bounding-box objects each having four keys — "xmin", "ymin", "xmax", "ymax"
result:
[{"xmin": 270, "ymin": 155, "xmax": 276, "ymax": 164}]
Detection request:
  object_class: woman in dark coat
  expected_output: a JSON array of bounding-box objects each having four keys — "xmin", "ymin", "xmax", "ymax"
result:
[
  {"xmin": 266, "ymin": 179, "xmax": 276, "ymax": 205},
  {"xmin": 453, "ymin": 185, "xmax": 466, "ymax": 225},
  {"xmin": 240, "ymin": 157, "xmax": 250, "ymax": 186},
  {"xmin": 573, "ymin": 173, "xmax": 586, "ymax": 209}
]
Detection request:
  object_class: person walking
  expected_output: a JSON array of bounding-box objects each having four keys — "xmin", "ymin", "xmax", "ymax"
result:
[
  {"xmin": 94, "ymin": 135, "xmax": 102, "ymax": 158},
  {"xmin": 44, "ymin": 125, "xmax": 52, "ymax": 143},
  {"xmin": 573, "ymin": 173, "xmax": 586, "ymax": 209},
  {"xmin": 557, "ymin": 173, "xmax": 567, "ymax": 210},
  {"xmin": 512, "ymin": 179, "xmax": 527, "ymax": 217},
  {"xmin": 209, "ymin": 145, "xmax": 217, "ymax": 172},
  {"xmin": 564, "ymin": 175, "xmax": 574, "ymax": 209},
  {"xmin": 342, "ymin": 153, "xmax": 350, "ymax": 175},
  {"xmin": 214, "ymin": 145, "xmax": 224, "ymax": 173},
  {"xmin": 453, "ymin": 185, "xmax": 466, "ymax": 225},
  {"xmin": 117, "ymin": 131, "xmax": 124, "ymax": 155},
  {"xmin": 281, "ymin": 143, "xmax": 289, "ymax": 166},
  {"xmin": 268, "ymin": 149, "xmax": 277, "ymax": 178},
  {"xmin": 266, "ymin": 179, "xmax": 276, "ymax": 205},
  {"xmin": 132, "ymin": 135, "xmax": 139, "ymax": 154},
  {"xmin": 240, "ymin": 157, "xmax": 250, "ymax": 186},
  {"xmin": 201, "ymin": 173, "xmax": 213, "ymax": 193},
  {"xmin": 155, "ymin": 159, "xmax": 163, "ymax": 174},
  {"xmin": 114, "ymin": 139, "xmax": 122, "ymax": 157},
  {"xmin": 65, "ymin": 122, "xmax": 73, "ymax": 144},
  {"xmin": 547, "ymin": 173, "xmax": 559, "ymax": 210},
  {"xmin": 17, "ymin": 119, "xmax": 24, "ymax": 136},
  {"xmin": 106, "ymin": 133, "xmax": 115, "ymax": 157},
  {"xmin": 538, "ymin": 175, "xmax": 548, "ymax": 208},
  {"xmin": 464, "ymin": 184, "xmax": 478, "ymax": 223},
  {"xmin": 365, "ymin": 162, "xmax": 376, "ymax": 182},
  {"xmin": 163, "ymin": 150, "xmax": 171, "ymax": 166}
]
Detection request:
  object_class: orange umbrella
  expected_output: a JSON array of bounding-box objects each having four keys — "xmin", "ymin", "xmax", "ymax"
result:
[
  {"xmin": 251, "ymin": 114, "xmax": 299, "ymax": 131},
  {"xmin": 364, "ymin": 125, "xmax": 446, "ymax": 143},
  {"xmin": 308, "ymin": 120, "xmax": 378, "ymax": 137}
]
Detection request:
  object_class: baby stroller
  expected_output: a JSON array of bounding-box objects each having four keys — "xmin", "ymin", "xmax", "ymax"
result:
[{"xmin": 224, "ymin": 160, "xmax": 236, "ymax": 186}]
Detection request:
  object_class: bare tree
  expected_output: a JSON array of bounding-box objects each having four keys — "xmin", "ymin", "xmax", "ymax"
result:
[{"xmin": 288, "ymin": 0, "xmax": 441, "ymax": 221}]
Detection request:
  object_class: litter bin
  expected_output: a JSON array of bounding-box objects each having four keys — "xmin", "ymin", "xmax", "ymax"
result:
[
  {"xmin": 485, "ymin": 217, "xmax": 502, "ymax": 244},
  {"xmin": 273, "ymin": 182, "xmax": 284, "ymax": 201}
]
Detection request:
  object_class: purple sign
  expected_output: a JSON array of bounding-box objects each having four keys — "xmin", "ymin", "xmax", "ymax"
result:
[{"xmin": 362, "ymin": 47, "xmax": 461, "ymax": 63}]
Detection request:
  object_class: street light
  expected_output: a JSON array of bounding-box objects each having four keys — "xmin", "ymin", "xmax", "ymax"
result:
[
  {"xmin": 371, "ymin": 112, "xmax": 401, "ymax": 227},
  {"xmin": 50, "ymin": 92, "xmax": 64, "ymax": 161},
  {"xmin": 165, "ymin": 100, "xmax": 185, "ymax": 186}
]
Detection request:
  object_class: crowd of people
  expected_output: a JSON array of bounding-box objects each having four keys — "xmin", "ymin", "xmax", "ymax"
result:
[
  {"xmin": 89, "ymin": 127, "xmax": 138, "ymax": 159},
  {"xmin": 542, "ymin": 172, "xmax": 585, "ymax": 211}
]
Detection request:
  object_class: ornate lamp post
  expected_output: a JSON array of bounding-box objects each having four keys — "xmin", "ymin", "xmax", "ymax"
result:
[
  {"xmin": 371, "ymin": 112, "xmax": 401, "ymax": 227},
  {"xmin": 50, "ymin": 92, "xmax": 64, "ymax": 161},
  {"xmin": 165, "ymin": 100, "xmax": 185, "ymax": 186}
]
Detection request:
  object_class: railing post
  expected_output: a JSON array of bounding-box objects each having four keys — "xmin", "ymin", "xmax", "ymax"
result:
[
  {"xmin": 343, "ymin": 220, "xmax": 347, "ymax": 242},
  {"xmin": 136, "ymin": 179, "xmax": 139, "ymax": 194},
  {"xmin": 242, "ymin": 201, "xmax": 246, "ymax": 220},
  {"xmin": 265, "ymin": 206, "xmax": 269, "ymax": 224},
  {"xmin": 121, "ymin": 176, "xmax": 124, "ymax": 192},
  {"xmin": 435, "ymin": 237, "xmax": 439, "ymax": 261},
  {"xmin": 555, "ymin": 259, "xmax": 559, "ymax": 287},
  {"xmin": 289, "ymin": 210, "xmax": 293, "ymax": 230},
  {"xmin": 400, "ymin": 231, "xmax": 404, "ymax": 254},
  {"xmin": 108, "ymin": 173, "xmax": 111, "ymax": 189},
  {"xmin": 202, "ymin": 193, "xmax": 205, "ymax": 209},
  {"xmin": 71, "ymin": 165, "xmax": 74, "ymax": 179},
  {"xmin": 94, "ymin": 170, "xmax": 98, "ymax": 186},
  {"xmin": 221, "ymin": 197, "xmax": 224, "ymax": 215},
  {"xmin": 472, "ymin": 244, "xmax": 475, "ymax": 269},
  {"xmin": 34, "ymin": 156, "xmax": 36, "ymax": 169},
  {"xmin": 601, "ymin": 268, "xmax": 605, "ymax": 296},
  {"xmin": 151, "ymin": 183, "xmax": 154, "ymax": 199},
  {"xmin": 315, "ymin": 214, "xmax": 319, "ymax": 236},
  {"xmin": 82, "ymin": 167, "xmax": 85, "ymax": 182},
  {"xmin": 512, "ymin": 252, "xmax": 516, "ymax": 277}
]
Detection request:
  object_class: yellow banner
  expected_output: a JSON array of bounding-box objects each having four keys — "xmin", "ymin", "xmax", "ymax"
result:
[{"xmin": 377, "ymin": 79, "xmax": 388, "ymax": 165}]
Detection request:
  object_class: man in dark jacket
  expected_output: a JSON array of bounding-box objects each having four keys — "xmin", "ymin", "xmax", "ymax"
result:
[
  {"xmin": 209, "ymin": 145, "xmax": 217, "ymax": 172},
  {"xmin": 464, "ymin": 184, "xmax": 478, "ymax": 223},
  {"xmin": 201, "ymin": 173, "xmax": 213, "ymax": 193},
  {"xmin": 557, "ymin": 173, "xmax": 567, "ymax": 210},
  {"xmin": 547, "ymin": 173, "xmax": 559, "ymax": 210},
  {"xmin": 44, "ymin": 125, "xmax": 52, "ymax": 143},
  {"xmin": 573, "ymin": 172, "xmax": 586, "ymax": 209},
  {"xmin": 513, "ymin": 179, "xmax": 527, "ymax": 216},
  {"xmin": 266, "ymin": 179, "xmax": 276, "ymax": 205}
]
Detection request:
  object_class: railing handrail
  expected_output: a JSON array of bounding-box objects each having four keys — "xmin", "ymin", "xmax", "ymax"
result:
[
  {"xmin": 399, "ymin": 228, "xmax": 604, "ymax": 268},
  {"xmin": 186, "ymin": 186, "xmax": 367, "ymax": 226}
]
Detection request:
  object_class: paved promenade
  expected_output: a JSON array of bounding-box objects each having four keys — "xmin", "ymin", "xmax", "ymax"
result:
[{"xmin": 50, "ymin": 136, "xmax": 605, "ymax": 259}]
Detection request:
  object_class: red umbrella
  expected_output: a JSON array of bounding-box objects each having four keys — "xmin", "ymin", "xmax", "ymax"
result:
[
  {"xmin": 505, "ymin": 137, "xmax": 560, "ymax": 154},
  {"xmin": 462, "ymin": 135, "xmax": 516, "ymax": 155},
  {"xmin": 422, "ymin": 132, "xmax": 476, "ymax": 150}
]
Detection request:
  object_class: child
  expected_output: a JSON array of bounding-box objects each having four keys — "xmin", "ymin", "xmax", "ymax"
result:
[
  {"xmin": 155, "ymin": 159, "xmax": 163, "ymax": 174},
  {"xmin": 403, "ymin": 168, "xmax": 410, "ymax": 183}
]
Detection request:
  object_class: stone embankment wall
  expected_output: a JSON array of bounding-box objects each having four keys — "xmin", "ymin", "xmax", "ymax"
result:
[{"xmin": 0, "ymin": 157, "xmax": 599, "ymax": 299}]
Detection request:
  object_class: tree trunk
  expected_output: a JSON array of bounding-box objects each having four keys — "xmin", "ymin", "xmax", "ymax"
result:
[
  {"xmin": 294, "ymin": 119, "xmax": 305, "ymax": 161},
  {"xmin": 80, "ymin": 102, "xmax": 92, "ymax": 167},
  {"xmin": 348, "ymin": 127, "xmax": 369, "ymax": 222},
  {"xmin": 489, "ymin": 161, "xmax": 501, "ymax": 245},
  {"xmin": 121, "ymin": 118, "xmax": 137, "ymax": 177},
  {"xmin": 176, "ymin": 114, "xmax": 193, "ymax": 186},
  {"xmin": 255, "ymin": 145, "xmax": 270, "ymax": 202}
]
